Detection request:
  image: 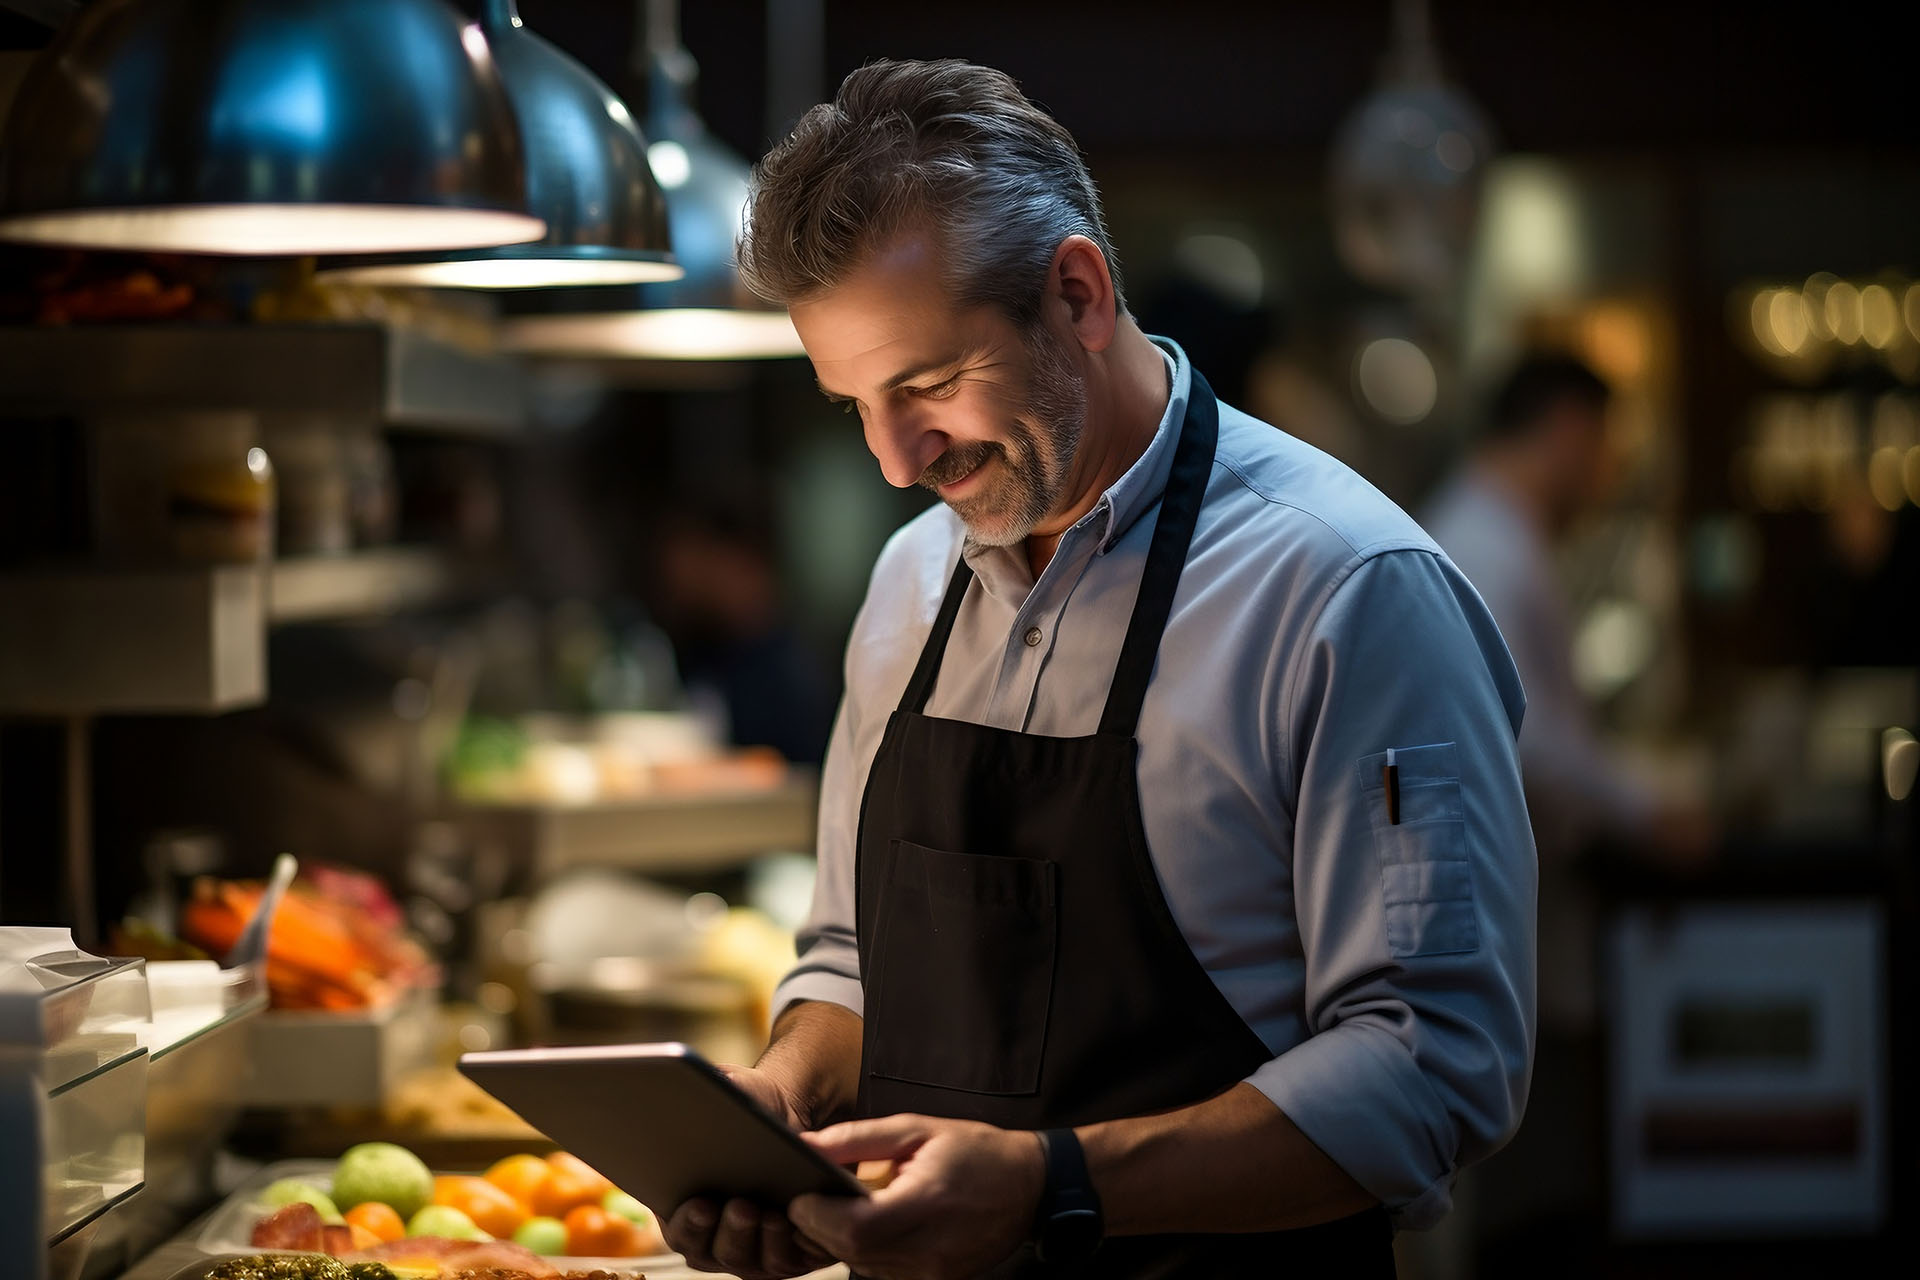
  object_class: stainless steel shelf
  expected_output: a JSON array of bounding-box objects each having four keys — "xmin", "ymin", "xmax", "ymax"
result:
[
  {"xmin": 0, "ymin": 324, "xmax": 526, "ymax": 435},
  {"xmin": 0, "ymin": 549, "xmax": 486, "ymax": 713},
  {"xmin": 0, "ymin": 566, "xmax": 265, "ymax": 714},
  {"xmin": 268, "ymin": 547, "xmax": 481, "ymax": 623},
  {"xmin": 456, "ymin": 773, "xmax": 820, "ymax": 877}
]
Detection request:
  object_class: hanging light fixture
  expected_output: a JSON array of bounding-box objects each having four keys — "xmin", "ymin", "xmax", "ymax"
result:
[
  {"xmin": 315, "ymin": 0, "xmax": 680, "ymax": 289},
  {"xmin": 499, "ymin": 0, "xmax": 804, "ymax": 360},
  {"xmin": 1328, "ymin": 0, "xmax": 1496, "ymax": 302},
  {"xmin": 0, "ymin": 0, "xmax": 545, "ymax": 255}
]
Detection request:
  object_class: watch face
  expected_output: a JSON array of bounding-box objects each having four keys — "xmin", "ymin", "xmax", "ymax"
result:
[{"xmin": 1039, "ymin": 1206, "xmax": 1103, "ymax": 1262}]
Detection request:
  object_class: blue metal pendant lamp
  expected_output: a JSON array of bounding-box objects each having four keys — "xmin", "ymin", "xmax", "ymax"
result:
[{"xmin": 0, "ymin": 0, "xmax": 546, "ymax": 255}]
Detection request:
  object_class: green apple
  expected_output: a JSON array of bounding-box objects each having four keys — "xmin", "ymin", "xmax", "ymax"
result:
[
  {"xmin": 405, "ymin": 1204, "xmax": 489, "ymax": 1241},
  {"xmin": 512, "ymin": 1215, "xmax": 568, "ymax": 1255}
]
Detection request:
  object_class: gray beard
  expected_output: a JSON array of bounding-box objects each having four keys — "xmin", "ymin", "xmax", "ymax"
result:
[{"xmin": 922, "ymin": 325, "xmax": 1087, "ymax": 549}]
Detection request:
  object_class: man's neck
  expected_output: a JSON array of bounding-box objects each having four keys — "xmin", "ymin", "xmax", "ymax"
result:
[{"xmin": 1025, "ymin": 321, "xmax": 1171, "ymax": 579}]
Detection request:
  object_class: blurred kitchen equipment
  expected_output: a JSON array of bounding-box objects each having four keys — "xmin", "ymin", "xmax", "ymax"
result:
[
  {"xmin": 90, "ymin": 412, "xmax": 275, "ymax": 566},
  {"xmin": 1606, "ymin": 902, "xmax": 1888, "ymax": 1238}
]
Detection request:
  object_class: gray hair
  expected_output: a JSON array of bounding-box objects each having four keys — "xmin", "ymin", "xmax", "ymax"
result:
[{"xmin": 736, "ymin": 59, "xmax": 1126, "ymax": 328}]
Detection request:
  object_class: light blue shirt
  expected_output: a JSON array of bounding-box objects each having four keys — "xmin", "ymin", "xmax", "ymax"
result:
[{"xmin": 775, "ymin": 340, "xmax": 1537, "ymax": 1228}]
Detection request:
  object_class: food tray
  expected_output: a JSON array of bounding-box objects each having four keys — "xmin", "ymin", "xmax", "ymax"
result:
[
  {"xmin": 195, "ymin": 1159, "xmax": 676, "ymax": 1275},
  {"xmin": 241, "ymin": 991, "xmax": 439, "ymax": 1108}
]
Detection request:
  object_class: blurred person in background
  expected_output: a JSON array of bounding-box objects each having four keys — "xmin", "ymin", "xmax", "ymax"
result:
[
  {"xmin": 1422, "ymin": 353, "xmax": 1716, "ymax": 1274},
  {"xmin": 648, "ymin": 494, "xmax": 839, "ymax": 766}
]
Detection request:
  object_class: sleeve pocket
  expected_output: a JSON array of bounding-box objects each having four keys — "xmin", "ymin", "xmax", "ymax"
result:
[{"xmin": 1357, "ymin": 742, "xmax": 1480, "ymax": 957}]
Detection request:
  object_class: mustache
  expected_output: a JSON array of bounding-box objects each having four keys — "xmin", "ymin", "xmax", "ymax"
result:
[{"xmin": 918, "ymin": 442, "xmax": 1001, "ymax": 490}]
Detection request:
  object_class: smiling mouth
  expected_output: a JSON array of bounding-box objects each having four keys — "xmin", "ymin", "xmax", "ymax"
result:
[{"xmin": 937, "ymin": 459, "xmax": 989, "ymax": 497}]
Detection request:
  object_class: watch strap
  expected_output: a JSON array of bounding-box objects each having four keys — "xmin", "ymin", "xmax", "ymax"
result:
[{"xmin": 1034, "ymin": 1127, "xmax": 1103, "ymax": 1261}]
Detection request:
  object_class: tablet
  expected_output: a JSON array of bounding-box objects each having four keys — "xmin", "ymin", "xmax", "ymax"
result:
[{"xmin": 457, "ymin": 1042, "xmax": 869, "ymax": 1215}]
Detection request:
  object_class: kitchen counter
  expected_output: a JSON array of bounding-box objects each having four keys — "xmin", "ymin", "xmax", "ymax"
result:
[{"xmin": 116, "ymin": 1236, "xmax": 847, "ymax": 1280}]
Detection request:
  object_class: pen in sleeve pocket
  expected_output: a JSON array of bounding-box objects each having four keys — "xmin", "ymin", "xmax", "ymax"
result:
[{"xmin": 1383, "ymin": 748, "xmax": 1401, "ymax": 824}]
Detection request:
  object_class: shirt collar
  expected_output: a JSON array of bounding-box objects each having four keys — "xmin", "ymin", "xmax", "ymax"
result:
[{"xmin": 1089, "ymin": 336, "xmax": 1189, "ymax": 554}]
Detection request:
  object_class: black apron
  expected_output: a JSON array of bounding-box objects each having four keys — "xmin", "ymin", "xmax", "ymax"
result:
[{"xmin": 852, "ymin": 370, "xmax": 1395, "ymax": 1277}]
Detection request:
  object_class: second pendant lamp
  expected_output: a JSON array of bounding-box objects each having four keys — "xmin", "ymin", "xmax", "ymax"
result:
[
  {"xmin": 317, "ymin": 0, "xmax": 680, "ymax": 289},
  {"xmin": 499, "ymin": 0, "xmax": 804, "ymax": 361}
]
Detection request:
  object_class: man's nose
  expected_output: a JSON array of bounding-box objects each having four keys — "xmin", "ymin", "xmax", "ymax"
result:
[{"xmin": 866, "ymin": 401, "xmax": 948, "ymax": 489}]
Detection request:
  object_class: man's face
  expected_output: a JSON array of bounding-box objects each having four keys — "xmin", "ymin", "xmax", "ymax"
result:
[
  {"xmin": 1543, "ymin": 398, "xmax": 1614, "ymax": 531},
  {"xmin": 790, "ymin": 231, "xmax": 1087, "ymax": 547}
]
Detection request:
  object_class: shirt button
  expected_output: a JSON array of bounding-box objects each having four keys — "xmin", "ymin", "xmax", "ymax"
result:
[{"xmin": 1023, "ymin": 626, "xmax": 1044, "ymax": 648}]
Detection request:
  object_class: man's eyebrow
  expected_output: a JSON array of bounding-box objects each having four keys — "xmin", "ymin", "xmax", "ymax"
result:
[{"xmin": 815, "ymin": 353, "xmax": 970, "ymax": 401}]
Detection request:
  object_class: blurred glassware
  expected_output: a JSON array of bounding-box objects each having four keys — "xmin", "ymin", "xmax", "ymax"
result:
[
  {"xmin": 264, "ymin": 416, "xmax": 353, "ymax": 557},
  {"xmin": 0, "ymin": 0, "xmax": 545, "ymax": 256},
  {"xmin": 343, "ymin": 432, "xmax": 399, "ymax": 547},
  {"xmin": 1329, "ymin": 0, "xmax": 1496, "ymax": 302}
]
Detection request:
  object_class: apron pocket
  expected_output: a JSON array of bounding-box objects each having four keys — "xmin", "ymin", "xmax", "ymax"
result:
[{"xmin": 865, "ymin": 839, "xmax": 1059, "ymax": 1096}]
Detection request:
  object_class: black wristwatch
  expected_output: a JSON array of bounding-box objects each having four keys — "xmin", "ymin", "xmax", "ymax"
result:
[{"xmin": 1032, "ymin": 1127, "xmax": 1104, "ymax": 1263}]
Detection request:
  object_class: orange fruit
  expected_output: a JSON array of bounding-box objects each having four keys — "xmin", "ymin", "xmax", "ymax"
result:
[
  {"xmin": 431, "ymin": 1174, "xmax": 528, "ymax": 1239},
  {"xmin": 345, "ymin": 1223, "xmax": 383, "ymax": 1251},
  {"xmin": 531, "ymin": 1152, "xmax": 613, "ymax": 1219},
  {"xmin": 562, "ymin": 1203, "xmax": 647, "ymax": 1258},
  {"xmin": 483, "ymin": 1153, "xmax": 550, "ymax": 1208},
  {"xmin": 344, "ymin": 1201, "xmax": 406, "ymax": 1243}
]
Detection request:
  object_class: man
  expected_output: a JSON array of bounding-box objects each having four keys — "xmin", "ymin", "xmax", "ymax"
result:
[
  {"xmin": 1422, "ymin": 356, "xmax": 1712, "ymax": 1270},
  {"xmin": 664, "ymin": 60, "xmax": 1536, "ymax": 1280}
]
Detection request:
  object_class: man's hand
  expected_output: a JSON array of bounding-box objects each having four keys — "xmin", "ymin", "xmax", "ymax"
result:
[
  {"xmin": 720, "ymin": 1063, "xmax": 810, "ymax": 1130},
  {"xmin": 663, "ymin": 1064, "xmax": 830, "ymax": 1277},
  {"xmin": 664, "ymin": 999, "xmax": 863, "ymax": 1278},
  {"xmin": 665, "ymin": 1194, "xmax": 837, "ymax": 1280},
  {"xmin": 787, "ymin": 1113, "xmax": 1045, "ymax": 1280}
]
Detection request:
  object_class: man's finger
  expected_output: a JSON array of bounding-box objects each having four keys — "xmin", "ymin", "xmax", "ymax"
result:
[
  {"xmin": 708, "ymin": 1198, "xmax": 766, "ymax": 1276},
  {"xmin": 803, "ymin": 1112, "xmax": 931, "ymax": 1163},
  {"xmin": 752, "ymin": 1212, "xmax": 806, "ymax": 1280},
  {"xmin": 663, "ymin": 1199, "xmax": 721, "ymax": 1270},
  {"xmin": 787, "ymin": 1190, "xmax": 870, "ymax": 1258}
]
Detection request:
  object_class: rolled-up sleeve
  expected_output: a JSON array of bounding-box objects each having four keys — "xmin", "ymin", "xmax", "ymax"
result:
[
  {"xmin": 769, "ymin": 685, "xmax": 867, "ymax": 1019},
  {"xmin": 771, "ymin": 538, "xmax": 913, "ymax": 1022},
  {"xmin": 1251, "ymin": 548, "xmax": 1537, "ymax": 1229}
]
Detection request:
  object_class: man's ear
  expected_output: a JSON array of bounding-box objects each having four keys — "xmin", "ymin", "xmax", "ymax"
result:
[{"xmin": 1049, "ymin": 234, "xmax": 1118, "ymax": 353}]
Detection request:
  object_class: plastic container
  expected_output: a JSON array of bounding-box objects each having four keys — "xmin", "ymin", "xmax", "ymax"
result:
[{"xmin": 0, "ymin": 941, "xmax": 152, "ymax": 1279}]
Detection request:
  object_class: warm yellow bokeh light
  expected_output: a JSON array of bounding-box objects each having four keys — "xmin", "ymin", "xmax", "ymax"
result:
[
  {"xmin": 1861, "ymin": 284, "xmax": 1900, "ymax": 350},
  {"xmin": 1824, "ymin": 280, "xmax": 1864, "ymax": 346},
  {"xmin": 1869, "ymin": 446, "xmax": 1907, "ymax": 511},
  {"xmin": 1750, "ymin": 291, "xmax": 1785, "ymax": 357},
  {"xmin": 1769, "ymin": 289, "xmax": 1810, "ymax": 355},
  {"xmin": 1581, "ymin": 303, "xmax": 1650, "ymax": 383},
  {"xmin": 1803, "ymin": 273, "xmax": 1840, "ymax": 340}
]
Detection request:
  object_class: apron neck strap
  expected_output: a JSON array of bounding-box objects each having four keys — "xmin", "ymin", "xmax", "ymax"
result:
[
  {"xmin": 900, "ymin": 554, "xmax": 975, "ymax": 714},
  {"xmin": 1098, "ymin": 368, "xmax": 1219, "ymax": 737},
  {"xmin": 897, "ymin": 366, "xmax": 1222, "ymax": 728}
]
